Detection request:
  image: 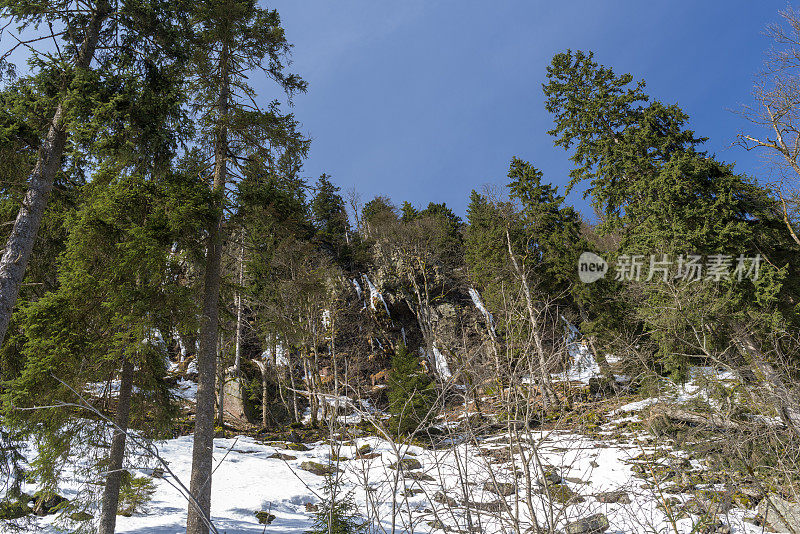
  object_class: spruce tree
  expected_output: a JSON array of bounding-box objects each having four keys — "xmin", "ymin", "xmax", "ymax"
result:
[
  {"xmin": 311, "ymin": 174, "xmax": 350, "ymax": 261},
  {"xmin": 0, "ymin": 0, "xmax": 185, "ymax": 351},
  {"xmin": 387, "ymin": 343, "xmax": 435, "ymax": 436},
  {"xmin": 543, "ymin": 50, "xmax": 800, "ymax": 384},
  {"xmin": 181, "ymin": 3, "xmax": 308, "ymax": 530}
]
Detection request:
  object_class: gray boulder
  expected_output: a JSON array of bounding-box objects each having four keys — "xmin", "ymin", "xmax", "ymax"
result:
[{"xmin": 563, "ymin": 514, "xmax": 610, "ymax": 534}]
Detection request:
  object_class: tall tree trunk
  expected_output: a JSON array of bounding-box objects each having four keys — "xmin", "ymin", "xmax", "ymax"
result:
[
  {"xmin": 505, "ymin": 229, "xmax": 557, "ymax": 409},
  {"xmin": 186, "ymin": 38, "xmax": 229, "ymax": 534},
  {"xmin": 234, "ymin": 240, "xmax": 244, "ymax": 375},
  {"xmin": 98, "ymin": 355, "xmax": 135, "ymax": 534},
  {"xmin": 0, "ymin": 2, "xmax": 110, "ymax": 355},
  {"xmin": 255, "ymin": 360, "xmax": 269, "ymax": 428}
]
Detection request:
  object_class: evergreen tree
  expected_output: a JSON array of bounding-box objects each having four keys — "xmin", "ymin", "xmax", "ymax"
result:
[
  {"xmin": 0, "ymin": 0, "xmax": 185, "ymax": 350},
  {"xmin": 400, "ymin": 201, "xmax": 419, "ymax": 222},
  {"xmin": 180, "ymin": 2, "xmax": 309, "ymax": 531},
  {"xmin": 387, "ymin": 343, "xmax": 435, "ymax": 436},
  {"xmin": 507, "ymin": 157, "xmax": 583, "ymax": 300},
  {"xmin": 305, "ymin": 474, "xmax": 367, "ymax": 534},
  {"xmin": 543, "ymin": 50, "xmax": 800, "ymax": 382},
  {"xmin": 311, "ymin": 174, "xmax": 350, "ymax": 260}
]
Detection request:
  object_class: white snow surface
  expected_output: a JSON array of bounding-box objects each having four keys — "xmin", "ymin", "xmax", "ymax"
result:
[
  {"xmin": 4, "ymin": 366, "xmax": 771, "ymax": 534},
  {"xmin": 11, "ymin": 425, "xmax": 765, "ymax": 534}
]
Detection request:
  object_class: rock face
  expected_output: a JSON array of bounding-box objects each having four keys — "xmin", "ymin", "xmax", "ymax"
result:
[
  {"xmin": 758, "ymin": 494, "xmax": 800, "ymax": 533},
  {"xmin": 299, "ymin": 461, "xmax": 338, "ymax": 476},
  {"xmin": 220, "ymin": 374, "xmax": 256, "ymax": 424},
  {"xmin": 563, "ymin": 513, "xmax": 610, "ymax": 534},
  {"xmin": 594, "ymin": 490, "xmax": 631, "ymax": 504},
  {"xmin": 33, "ymin": 492, "xmax": 68, "ymax": 516},
  {"xmin": 389, "ymin": 458, "xmax": 422, "ymax": 471},
  {"xmin": 483, "ymin": 481, "xmax": 516, "ymax": 496}
]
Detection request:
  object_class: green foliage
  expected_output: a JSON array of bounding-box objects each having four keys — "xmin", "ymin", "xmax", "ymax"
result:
[
  {"xmin": 305, "ymin": 474, "xmax": 367, "ymax": 534},
  {"xmin": 543, "ymin": 49, "xmax": 800, "ymax": 379},
  {"xmin": 117, "ymin": 473, "xmax": 156, "ymax": 517},
  {"xmin": 507, "ymin": 157, "xmax": 583, "ymax": 299},
  {"xmin": 387, "ymin": 343, "xmax": 436, "ymax": 436},
  {"xmin": 311, "ymin": 174, "xmax": 351, "ymax": 262},
  {"xmin": 361, "ymin": 196, "xmax": 397, "ymax": 231}
]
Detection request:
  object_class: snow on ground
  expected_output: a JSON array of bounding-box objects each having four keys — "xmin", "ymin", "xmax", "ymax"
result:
[
  {"xmin": 4, "ymin": 366, "xmax": 776, "ymax": 534},
  {"xmin": 9, "ymin": 421, "xmax": 767, "ymax": 534}
]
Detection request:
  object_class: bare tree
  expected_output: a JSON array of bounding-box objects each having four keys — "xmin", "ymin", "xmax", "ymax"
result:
[{"xmin": 739, "ymin": 6, "xmax": 800, "ymax": 246}]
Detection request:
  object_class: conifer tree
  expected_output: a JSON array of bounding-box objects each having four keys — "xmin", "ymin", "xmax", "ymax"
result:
[
  {"xmin": 0, "ymin": 0, "xmax": 184, "ymax": 351},
  {"xmin": 387, "ymin": 343, "xmax": 435, "ymax": 436},
  {"xmin": 181, "ymin": 3, "xmax": 308, "ymax": 530},
  {"xmin": 543, "ymin": 50, "xmax": 800, "ymax": 398},
  {"xmin": 311, "ymin": 174, "xmax": 350, "ymax": 260}
]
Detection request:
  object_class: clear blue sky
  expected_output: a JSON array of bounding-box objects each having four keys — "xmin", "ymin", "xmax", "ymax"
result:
[{"xmin": 265, "ymin": 0, "xmax": 788, "ymax": 220}]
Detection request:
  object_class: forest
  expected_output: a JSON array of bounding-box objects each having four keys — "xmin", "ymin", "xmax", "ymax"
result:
[{"xmin": 1, "ymin": 2, "xmax": 800, "ymax": 534}]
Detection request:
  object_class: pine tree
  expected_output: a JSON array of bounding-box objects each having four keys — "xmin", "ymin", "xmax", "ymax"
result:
[
  {"xmin": 180, "ymin": 3, "xmax": 308, "ymax": 531},
  {"xmin": 305, "ymin": 474, "xmax": 367, "ymax": 534},
  {"xmin": 311, "ymin": 174, "xmax": 350, "ymax": 260},
  {"xmin": 387, "ymin": 343, "xmax": 435, "ymax": 436},
  {"xmin": 543, "ymin": 50, "xmax": 800, "ymax": 386}
]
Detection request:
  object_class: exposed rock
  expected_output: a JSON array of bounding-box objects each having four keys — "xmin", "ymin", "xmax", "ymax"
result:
[
  {"xmin": 757, "ymin": 494, "xmax": 800, "ymax": 533},
  {"xmin": 33, "ymin": 492, "xmax": 68, "ymax": 516},
  {"xmin": 544, "ymin": 484, "xmax": 584, "ymax": 504},
  {"xmin": 389, "ymin": 458, "xmax": 422, "ymax": 471},
  {"xmin": 255, "ymin": 511, "xmax": 276, "ymax": 524},
  {"xmin": 594, "ymin": 490, "xmax": 630, "ymax": 504},
  {"xmin": 268, "ymin": 452, "xmax": 297, "ymax": 461},
  {"xmin": 466, "ymin": 500, "xmax": 504, "ymax": 512},
  {"xmin": 427, "ymin": 519, "xmax": 447, "ymax": 530},
  {"xmin": 563, "ymin": 513, "xmax": 610, "ymax": 534},
  {"xmin": 220, "ymin": 375, "xmax": 257, "ymax": 424},
  {"xmin": 69, "ymin": 511, "xmax": 93, "ymax": 521},
  {"xmin": 483, "ymin": 482, "xmax": 516, "ymax": 496},
  {"xmin": 434, "ymin": 492, "xmax": 458, "ymax": 507},
  {"xmin": 283, "ymin": 442, "xmax": 310, "ymax": 452},
  {"xmin": 300, "ymin": 461, "xmax": 338, "ymax": 477},
  {"xmin": 537, "ymin": 470, "xmax": 562, "ymax": 486}
]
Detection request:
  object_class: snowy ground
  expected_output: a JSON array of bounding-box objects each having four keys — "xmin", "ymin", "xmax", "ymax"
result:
[
  {"xmin": 1, "ymin": 356, "xmax": 781, "ymax": 534},
  {"xmin": 7, "ymin": 419, "xmax": 768, "ymax": 534}
]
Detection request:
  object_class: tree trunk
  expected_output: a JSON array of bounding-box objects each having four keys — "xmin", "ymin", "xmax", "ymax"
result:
[
  {"xmin": 0, "ymin": 2, "xmax": 110, "ymax": 355},
  {"xmin": 256, "ymin": 360, "xmax": 269, "ymax": 428},
  {"xmin": 505, "ymin": 229, "xmax": 557, "ymax": 409},
  {"xmin": 98, "ymin": 355, "xmax": 135, "ymax": 534},
  {"xmin": 737, "ymin": 334, "xmax": 800, "ymax": 439},
  {"xmin": 186, "ymin": 38, "xmax": 229, "ymax": 534},
  {"xmin": 234, "ymin": 240, "xmax": 244, "ymax": 375}
]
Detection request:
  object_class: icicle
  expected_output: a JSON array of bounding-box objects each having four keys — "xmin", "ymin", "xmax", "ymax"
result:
[
  {"xmin": 468, "ymin": 288, "xmax": 495, "ymax": 334},
  {"xmin": 363, "ymin": 274, "xmax": 390, "ymax": 317},
  {"xmin": 432, "ymin": 343, "xmax": 452, "ymax": 379}
]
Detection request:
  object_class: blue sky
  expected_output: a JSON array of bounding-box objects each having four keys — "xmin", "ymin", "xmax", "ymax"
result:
[{"xmin": 264, "ymin": 1, "xmax": 788, "ymax": 220}]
